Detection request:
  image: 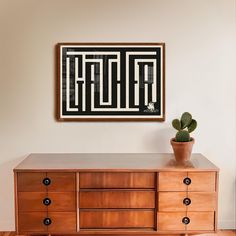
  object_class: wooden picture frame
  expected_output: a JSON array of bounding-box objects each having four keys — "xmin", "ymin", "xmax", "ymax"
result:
[{"xmin": 56, "ymin": 43, "xmax": 165, "ymax": 121}]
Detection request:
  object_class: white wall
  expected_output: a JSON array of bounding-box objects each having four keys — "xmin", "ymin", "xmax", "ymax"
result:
[{"xmin": 0, "ymin": 0, "xmax": 235, "ymax": 230}]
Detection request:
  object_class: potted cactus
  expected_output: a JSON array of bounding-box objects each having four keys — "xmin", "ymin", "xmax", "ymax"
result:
[{"xmin": 171, "ymin": 112, "xmax": 197, "ymax": 162}]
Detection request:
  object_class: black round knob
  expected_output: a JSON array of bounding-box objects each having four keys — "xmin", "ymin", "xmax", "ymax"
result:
[
  {"xmin": 183, "ymin": 197, "xmax": 191, "ymax": 206},
  {"xmin": 182, "ymin": 217, "xmax": 190, "ymax": 225},
  {"xmin": 183, "ymin": 177, "xmax": 191, "ymax": 185},
  {"xmin": 43, "ymin": 178, "xmax": 51, "ymax": 186},
  {"xmin": 43, "ymin": 218, "xmax": 52, "ymax": 226},
  {"xmin": 43, "ymin": 198, "xmax": 51, "ymax": 206}
]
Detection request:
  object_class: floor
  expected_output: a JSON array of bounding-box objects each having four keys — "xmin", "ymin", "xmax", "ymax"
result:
[{"xmin": 0, "ymin": 231, "xmax": 235, "ymax": 236}]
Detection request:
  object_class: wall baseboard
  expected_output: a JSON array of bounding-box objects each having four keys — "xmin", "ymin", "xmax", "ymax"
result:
[{"xmin": 219, "ymin": 220, "xmax": 236, "ymax": 229}]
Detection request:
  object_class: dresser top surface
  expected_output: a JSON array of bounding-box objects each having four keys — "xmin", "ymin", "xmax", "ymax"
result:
[{"xmin": 14, "ymin": 153, "xmax": 219, "ymax": 172}]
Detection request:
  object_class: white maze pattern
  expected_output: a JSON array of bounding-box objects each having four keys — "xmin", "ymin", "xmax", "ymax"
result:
[{"xmin": 60, "ymin": 46, "xmax": 163, "ymax": 117}]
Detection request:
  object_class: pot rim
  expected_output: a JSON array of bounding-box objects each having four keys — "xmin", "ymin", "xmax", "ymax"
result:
[{"xmin": 171, "ymin": 137, "xmax": 195, "ymax": 144}]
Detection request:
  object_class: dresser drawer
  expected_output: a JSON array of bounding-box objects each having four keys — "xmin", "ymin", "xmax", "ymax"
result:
[
  {"xmin": 157, "ymin": 212, "xmax": 185, "ymax": 230},
  {"xmin": 17, "ymin": 172, "xmax": 76, "ymax": 192},
  {"xmin": 157, "ymin": 212, "xmax": 215, "ymax": 231},
  {"xmin": 80, "ymin": 172, "xmax": 155, "ymax": 189},
  {"xmin": 18, "ymin": 212, "xmax": 47, "ymax": 232},
  {"xmin": 48, "ymin": 212, "xmax": 77, "ymax": 232},
  {"xmin": 187, "ymin": 212, "xmax": 215, "ymax": 230},
  {"xmin": 80, "ymin": 190, "xmax": 155, "ymax": 209},
  {"xmin": 158, "ymin": 172, "xmax": 216, "ymax": 192},
  {"xmin": 158, "ymin": 192, "xmax": 216, "ymax": 211},
  {"xmin": 18, "ymin": 192, "xmax": 47, "ymax": 211},
  {"xmin": 80, "ymin": 210, "xmax": 155, "ymax": 228},
  {"xmin": 17, "ymin": 173, "xmax": 46, "ymax": 192},
  {"xmin": 47, "ymin": 192, "xmax": 76, "ymax": 211},
  {"xmin": 18, "ymin": 192, "xmax": 76, "ymax": 212},
  {"xmin": 188, "ymin": 172, "xmax": 216, "ymax": 192},
  {"xmin": 18, "ymin": 211, "xmax": 77, "ymax": 233},
  {"xmin": 47, "ymin": 173, "xmax": 76, "ymax": 192}
]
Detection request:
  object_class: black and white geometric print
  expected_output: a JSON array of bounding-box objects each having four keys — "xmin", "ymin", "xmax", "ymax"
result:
[{"xmin": 58, "ymin": 44, "xmax": 164, "ymax": 120}]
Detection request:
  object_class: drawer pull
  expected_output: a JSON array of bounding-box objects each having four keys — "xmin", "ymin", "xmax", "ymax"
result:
[
  {"xmin": 43, "ymin": 178, "xmax": 51, "ymax": 186},
  {"xmin": 182, "ymin": 217, "xmax": 190, "ymax": 225},
  {"xmin": 183, "ymin": 197, "xmax": 191, "ymax": 206},
  {"xmin": 43, "ymin": 198, "xmax": 51, "ymax": 206},
  {"xmin": 43, "ymin": 218, "xmax": 52, "ymax": 226},
  {"xmin": 183, "ymin": 177, "xmax": 191, "ymax": 185}
]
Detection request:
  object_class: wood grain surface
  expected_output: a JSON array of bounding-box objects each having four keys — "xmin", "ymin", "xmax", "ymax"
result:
[
  {"xmin": 158, "ymin": 192, "xmax": 216, "ymax": 211},
  {"xmin": 158, "ymin": 172, "xmax": 187, "ymax": 191},
  {"xmin": 13, "ymin": 153, "xmax": 220, "ymax": 235},
  {"xmin": 79, "ymin": 190, "xmax": 155, "ymax": 208},
  {"xmin": 46, "ymin": 173, "xmax": 76, "ymax": 192},
  {"xmin": 18, "ymin": 212, "xmax": 47, "ymax": 232},
  {"xmin": 157, "ymin": 212, "xmax": 215, "ymax": 231},
  {"xmin": 80, "ymin": 210, "xmax": 155, "ymax": 229},
  {"xmin": 79, "ymin": 172, "xmax": 155, "ymax": 189},
  {"xmin": 17, "ymin": 173, "xmax": 46, "ymax": 192},
  {"xmin": 188, "ymin": 172, "xmax": 216, "ymax": 192},
  {"xmin": 158, "ymin": 172, "xmax": 216, "ymax": 192},
  {"xmin": 14, "ymin": 153, "xmax": 219, "ymax": 172},
  {"xmin": 47, "ymin": 212, "xmax": 77, "ymax": 232}
]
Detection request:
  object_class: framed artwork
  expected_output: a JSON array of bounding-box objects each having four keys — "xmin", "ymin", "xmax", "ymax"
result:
[{"xmin": 57, "ymin": 43, "xmax": 165, "ymax": 121}]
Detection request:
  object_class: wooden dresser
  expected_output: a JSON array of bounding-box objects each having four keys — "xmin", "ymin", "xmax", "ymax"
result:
[{"xmin": 14, "ymin": 153, "xmax": 219, "ymax": 235}]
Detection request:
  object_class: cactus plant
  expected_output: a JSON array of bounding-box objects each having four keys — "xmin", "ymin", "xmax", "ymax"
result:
[{"xmin": 172, "ymin": 112, "xmax": 197, "ymax": 142}]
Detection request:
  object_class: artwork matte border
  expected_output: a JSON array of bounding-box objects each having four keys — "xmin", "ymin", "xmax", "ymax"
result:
[{"xmin": 56, "ymin": 43, "xmax": 165, "ymax": 121}]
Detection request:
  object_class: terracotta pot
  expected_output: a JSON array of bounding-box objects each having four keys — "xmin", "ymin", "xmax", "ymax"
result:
[{"xmin": 170, "ymin": 138, "xmax": 195, "ymax": 163}]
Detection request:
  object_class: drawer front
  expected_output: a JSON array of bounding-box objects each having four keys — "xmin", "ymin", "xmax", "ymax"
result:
[
  {"xmin": 158, "ymin": 212, "xmax": 186, "ymax": 231},
  {"xmin": 158, "ymin": 212, "xmax": 215, "ymax": 231},
  {"xmin": 188, "ymin": 172, "xmax": 216, "ymax": 192},
  {"xmin": 158, "ymin": 172, "xmax": 187, "ymax": 191},
  {"xmin": 17, "ymin": 173, "xmax": 46, "ymax": 192},
  {"xmin": 80, "ymin": 190, "xmax": 155, "ymax": 209},
  {"xmin": 18, "ymin": 192, "xmax": 76, "ymax": 212},
  {"xmin": 188, "ymin": 192, "xmax": 216, "ymax": 211},
  {"xmin": 158, "ymin": 192, "xmax": 186, "ymax": 211},
  {"xmin": 18, "ymin": 212, "xmax": 47, "ymax": 232},
  {"xmin": 18, "ymin": 192, "xmax": 47, "ymax": 212},
  {"xmin": 17, "ymin": 172, "xmax": 76, "ymax": 192},
  {"xmin": 158, "ymin": 172, "xmax": 216, "ymax": 192},
  {"xmin": 187, "ymin": 212, "xmax": 215, "ymax": 230},
  {"xmin": 48, "ymin": 212, "xmax": 77, "ymax": 232},
  {"xmin": 80, "ymin": 172, "xmax": 155, "ymax": 189},
  {"xmin": 158, "ymin": 192, "xmax": 216, "ymax": 211},
  {"xmin": 47, "ymin": 192, "xmax": 76, "ymax": 211},
  {"xmin": 80, "ymin": 210, "xmax": 155, "ymax": 228},
  {"xmin": 47, "ymin": 173, "xmax": 76, "ymax": 192}
]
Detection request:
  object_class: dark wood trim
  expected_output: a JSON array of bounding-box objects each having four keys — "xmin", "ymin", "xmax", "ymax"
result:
[
  {"xmin": 56, "ymin": 44, "xmax": 61, "ymax": 121},
  {"xmin": 77, "ymin": 173, "xmax": 80, "ymax": 232},
  {"xmin": 162, "ymin": 44, "xmax": 166, "ymax": 121},
  {"xmin": 56, "ymin": 42, "xmax": 165, "ymax": 122},
  {"xmin": 56, "ymin": 42, "xmax": 166, "ymax": 46},
  {"xmin": 13, "ymin": 173, "xmax": 19, "ymax": 235},
  {"xmin": 215, "ymin": 170, "xmax": 219, "ymax": 231}
]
